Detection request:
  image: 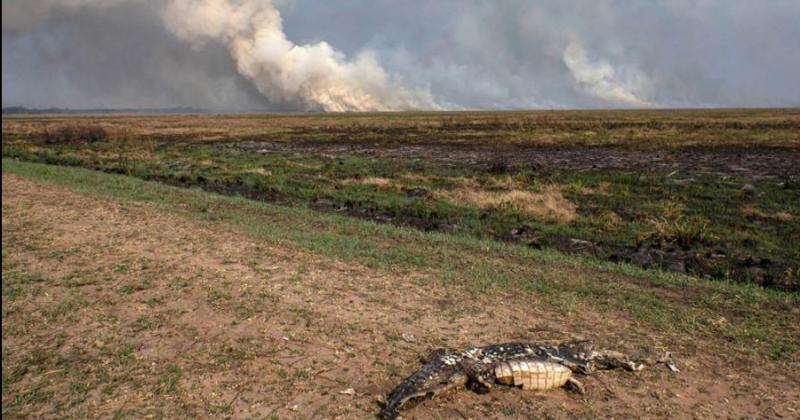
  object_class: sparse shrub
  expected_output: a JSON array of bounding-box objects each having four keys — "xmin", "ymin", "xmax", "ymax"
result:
[
  {"xmin": 640, "ymin": 215, "xmax": 714, "ymax": 248},
  {"xmin": 595, "ymin": 210, "xmax": 622, "ymax": 231}
]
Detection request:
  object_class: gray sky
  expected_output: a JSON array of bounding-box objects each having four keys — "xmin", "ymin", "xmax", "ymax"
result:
[{"xmin": 3, "ymin": 0, "xmax": 800, "ymax": 110}]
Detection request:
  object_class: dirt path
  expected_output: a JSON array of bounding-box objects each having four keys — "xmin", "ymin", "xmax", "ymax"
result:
[{"xmin": 2, "ymin": 174, "xmax": 798, "ymax": 418}]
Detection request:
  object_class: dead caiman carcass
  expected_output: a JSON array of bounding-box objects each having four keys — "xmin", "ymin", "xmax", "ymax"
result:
[{"xmin": 380, "ymin": 340, "xmax": 676, "ymax": 419}]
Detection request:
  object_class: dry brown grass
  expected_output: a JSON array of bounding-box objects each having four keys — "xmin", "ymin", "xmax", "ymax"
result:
[
  {"xmin": 741, "ymin": 204, "xmax": 794, "ymax": 222},
  {"xmin": 341, "ymin": 174, "xmax": 577, "ymax": 223},
  {"xmin": 242, "ymin": 167, "xmax": 272, "ymax": 176},
  {"xmin": 400, "ymin": 174, "xmax": 440, "ymax": 182},
  {"xmin": 438, "ymin": 184, "xmax": 577, "ymax": 223},
  {"xmin": 284, "ymin": 161, "xmax": 323, "ymax": 170},
  {"xmin": 596, "ymin": 210, "xmax": 623, "ymax": 231},
  {"xmin": 339, "ymin": 177, "xmax": 397, "ymax": 190},
  {"xmin": 484, "ymin": 175, "xmax": 528, "ymax": 191},
  {"xmin": 639, "ymin": 215, "xmax": 714, "ymax": 247},
  {"xmin": 741, "ymin": 205, "xmax": 768, "ymax": 220},
  {"xmin": 578, "ymin": 181, "xmax": 612, "ymax": 196},
  {"xmin": 41, "ymin": 123, "xmax": 107, "ymax": 143}
]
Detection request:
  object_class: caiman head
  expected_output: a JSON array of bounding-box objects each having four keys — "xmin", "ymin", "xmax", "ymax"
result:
[
  {"xmin": 380, "ymin": 349, "xmax": 468, "ymax": 420},
  {"xmin": 554, "ymin": 340, "xmax": 678, "ymax": 373}
]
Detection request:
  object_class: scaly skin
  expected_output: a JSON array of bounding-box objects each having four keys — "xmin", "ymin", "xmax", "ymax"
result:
[
  {"xmin": 380, "ymin": 340, "xmax": 674, "ymax": 419},
  {"xmin": 380, "ymin": 349, "xmax": 467, "ymax": 419}
]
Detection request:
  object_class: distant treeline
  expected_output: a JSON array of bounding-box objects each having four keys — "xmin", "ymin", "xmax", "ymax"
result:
[{"xmin": 2, "ymin": 106, "xmax": 210, "ymax": 115}]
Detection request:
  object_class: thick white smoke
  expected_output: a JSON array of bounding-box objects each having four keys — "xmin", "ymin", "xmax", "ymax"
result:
[
  {"xmin": 5, "ymin": 1, "xmax": 799, "ymax": 110},
  {"xmin": 562, "ymin": 41, "xmax": 649, "ymax": 107},
  {"xmin": 161, "ymin": 0, "xmax": 438, "ymax": 111}
]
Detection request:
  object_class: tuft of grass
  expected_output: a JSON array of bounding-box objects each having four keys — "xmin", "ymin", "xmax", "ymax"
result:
[
  {"xmin": 639, "ymin": 215, "xmax": 714, "ymax": 248},
  {"xmin": 131, "ymin": 315, "xmax": 155, "ymax": 332},
  {"xmin": 118, "ymin": 279, "xmax": 151, "ymax": 294},
  {"xmin": 152, "ymin": 364, "xmax": 182, "ymax": 395}
]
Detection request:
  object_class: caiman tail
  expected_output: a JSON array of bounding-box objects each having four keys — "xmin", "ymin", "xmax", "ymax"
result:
[{"xmin": 380, "ymin": 352, "xmax": 467, "ymax": 419}]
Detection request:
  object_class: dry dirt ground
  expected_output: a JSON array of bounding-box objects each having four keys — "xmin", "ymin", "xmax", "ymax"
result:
[{"xmin": 3, "ymin": 174, "xmax": 799, "ymax": 419}]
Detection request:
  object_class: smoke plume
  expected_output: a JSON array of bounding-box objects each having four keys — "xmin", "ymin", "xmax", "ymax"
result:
[
  {"xmin": 3, "ymin": 0, "xmax": 800, "ymax": 110},
  {"xmin": 562, "ymin": 41, "xmax": 648, "ymax": 106},
  {"xmin": 162, "ymin": 0, "xmax": 437, "ymax": 111}
]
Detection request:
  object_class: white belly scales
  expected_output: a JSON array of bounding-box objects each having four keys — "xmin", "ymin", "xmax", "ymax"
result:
[{"xmin": 493, "ymin": 360, "xmax": 573, "ymax": 390}]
